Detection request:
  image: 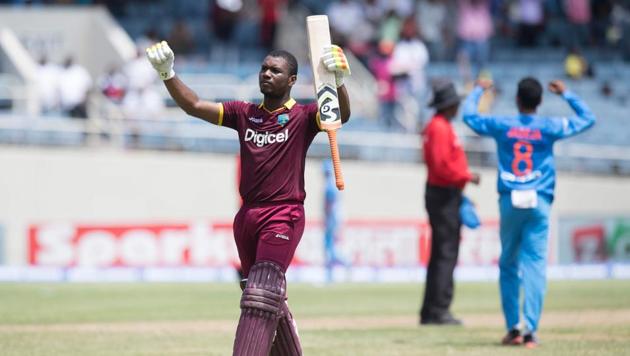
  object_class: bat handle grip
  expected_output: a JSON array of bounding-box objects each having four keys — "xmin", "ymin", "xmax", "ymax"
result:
[{"xmin": 327, "ymin": 129, "xmax": 344, "ymax": 191}]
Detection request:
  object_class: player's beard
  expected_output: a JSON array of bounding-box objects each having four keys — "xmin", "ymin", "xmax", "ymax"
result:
[
  {"xmin": 259, "ymin": 83, "xmax": 274, "ymax": 96},
  {"xmin": 260, "ymin": 83, "xmax": 287, "ymax": 99}
]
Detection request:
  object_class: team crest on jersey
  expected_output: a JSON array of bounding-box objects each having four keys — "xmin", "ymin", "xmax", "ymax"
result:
[{"xmin": 277, "ymin": 114, "xmax": 290, "ymax": 126}]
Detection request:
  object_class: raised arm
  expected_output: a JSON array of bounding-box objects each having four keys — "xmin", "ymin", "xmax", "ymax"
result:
[
  {"xmin": 146, "ymin": 41, "xmax": 222, "ymax": 125},
  {"xmin": 547, "ymin": 80, "xmax": 596, "ymax": 139},
  {"xmin": 462, "ymin": 79, "xmax": 496, "ymax": 136}
]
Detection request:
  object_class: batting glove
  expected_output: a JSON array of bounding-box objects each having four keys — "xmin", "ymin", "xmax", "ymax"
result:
[
  {"xmin": 321, "ymin": 45, "xmax": 351, "ymax": 88},
  {"xmin": 146, "ymin": 41, "xmax": 175, "ymax": 81}
]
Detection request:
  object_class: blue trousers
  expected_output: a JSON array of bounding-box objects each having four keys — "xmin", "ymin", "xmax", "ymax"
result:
[
  {"xmin": 498, "ymin": 194, "xmax": 551, "ymax": 333},
  {"xmin": 324, "ymin": 224, "xmax": 341, "ymax": 266},
  {"xmin": 324, "ymin": 222, "xmax": 344, "ymax": 283}
]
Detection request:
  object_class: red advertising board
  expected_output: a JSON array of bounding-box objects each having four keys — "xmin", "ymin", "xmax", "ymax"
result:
[{"xmin": 28, "ymin": 220, "xmax": 501, "ymax": 268}]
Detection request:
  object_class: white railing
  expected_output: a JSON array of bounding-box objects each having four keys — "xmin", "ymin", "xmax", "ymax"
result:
[
  {"xmin": 0, "ymin": 114, "xmax": 629, "ymax": 175},
  {"xmin": 0, "ymin": 28, "xmax": 38, "ymax": 115}
]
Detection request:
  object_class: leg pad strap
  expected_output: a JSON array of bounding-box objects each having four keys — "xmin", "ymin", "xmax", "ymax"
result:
[{"xmin": 241, "ymin": 288, "xmax": 283, "ymax": 315}]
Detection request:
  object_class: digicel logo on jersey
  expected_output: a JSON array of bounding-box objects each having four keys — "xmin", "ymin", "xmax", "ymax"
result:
[{"xmin": 244, "ymin": 128, "xmax": 289, "ymax": 147}]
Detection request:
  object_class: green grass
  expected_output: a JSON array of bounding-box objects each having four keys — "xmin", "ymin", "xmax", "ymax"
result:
[{"xmin": 0, "ymin": 280, "xmax": 629, "ymax": 355}]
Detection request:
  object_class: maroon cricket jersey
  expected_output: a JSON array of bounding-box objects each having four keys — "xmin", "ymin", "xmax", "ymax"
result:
[{"xmin": 219, "ymin": 98, "xmax": 321, "ymax": 204}]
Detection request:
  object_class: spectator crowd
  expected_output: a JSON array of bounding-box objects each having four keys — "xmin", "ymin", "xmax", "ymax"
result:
[
  {"xmin": 34, "ymin": 50, "xmax": 163, "ymax": 122},
  {"xmin": 321, "ymin": 0, "xmax": 629, "ymax": 131},
  {"xmin": 3, "ymin": 0, "xmax": 629, "ymax": 133}
]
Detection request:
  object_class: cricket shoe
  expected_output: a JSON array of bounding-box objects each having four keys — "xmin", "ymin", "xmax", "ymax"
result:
[
  {"xmin": 523, "ymin": 333, "xmax": 539, "ymax": 349},
  {"xmin": 501, "ymin": 328, "xmax": 523, "ymax": 345},
  {"xmin": 420, "ymin": 312, "xmax": 462, "ymax": 326}
]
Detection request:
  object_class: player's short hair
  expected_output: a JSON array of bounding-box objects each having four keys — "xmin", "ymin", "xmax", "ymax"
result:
[
  {"xmin": 517, "ymin": 77, "xmax": 543, "ymax": 110},
  {"xmin": 267, "ymin": 50, "xmax": 298, "ymax": 76}
]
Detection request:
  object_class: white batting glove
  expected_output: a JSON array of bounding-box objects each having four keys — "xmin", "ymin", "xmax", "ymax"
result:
[
  {"xmin": 321, "ymin": 45, "xmax": 351, "ymax": 88},
  {"xmin": 145, "ymin": 41, "xmax": 175, "ymax": 81}
]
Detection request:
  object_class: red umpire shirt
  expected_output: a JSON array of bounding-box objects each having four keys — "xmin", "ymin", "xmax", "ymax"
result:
[{"xmin": 423, "ymin": 114, "xmax": 473, "ymax": 189}]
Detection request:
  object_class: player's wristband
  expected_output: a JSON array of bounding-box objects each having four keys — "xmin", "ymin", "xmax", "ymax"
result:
[
  {"xmin": 561, "ymin": 90, "xmax": 574, "ymax": 100},
  {"xmin": 335, "ymin": 74, "xmax": 344, "ymax": 88},
  {"xmin": 160, "ymin": 69, "xmax": 175, "ymax": 81}
]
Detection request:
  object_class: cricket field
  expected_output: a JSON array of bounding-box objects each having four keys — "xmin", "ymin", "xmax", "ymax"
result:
[{"xmin": 1, "ymin": 280, "xmax": 629, "ymax": 355}]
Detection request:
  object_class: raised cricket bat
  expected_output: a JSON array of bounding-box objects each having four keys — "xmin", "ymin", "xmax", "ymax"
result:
[{"xmin": 306, "ymin": 15, "xmax": 344, "ymax": 191}]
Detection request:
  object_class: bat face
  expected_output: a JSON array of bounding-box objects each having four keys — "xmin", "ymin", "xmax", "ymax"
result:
[{"xmin": 307, "ymin": 15, "xmax": 342, "ymax": 131}]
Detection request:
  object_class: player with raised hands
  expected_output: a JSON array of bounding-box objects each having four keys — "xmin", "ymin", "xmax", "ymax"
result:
[
  {"xmin": 146, "ymin": 39, "xmax": 351, "ymax": 356},
  {"xmin": 463, "ymin": 77, "xmax": 595, "ymax": 348}
]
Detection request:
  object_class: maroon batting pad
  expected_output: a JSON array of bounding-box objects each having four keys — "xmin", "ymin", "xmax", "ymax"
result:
[
  {"xmin": 270, "ymin": 299, "xmax": 302, "ymax": 356},
  {"xmin": 232, "ymin": 261, "xmax": 285, "ymax": 356}
]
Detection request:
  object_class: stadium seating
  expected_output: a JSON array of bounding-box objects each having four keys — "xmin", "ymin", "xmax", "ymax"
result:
[{"xmin": 0, "ymin": 0, "xmax": 628, "ymax": 175}]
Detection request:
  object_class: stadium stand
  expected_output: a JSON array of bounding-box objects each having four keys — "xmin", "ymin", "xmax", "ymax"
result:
[{"xmin": 0, "ymin": 0, "xmax": 629, "ymax": 175}]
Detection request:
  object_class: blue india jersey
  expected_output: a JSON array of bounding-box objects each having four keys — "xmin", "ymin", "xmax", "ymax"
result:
[
  {"xmin": 463, "ymin": 87, "xmax": 595, "ymax": 198},
  {"xmin": 323, "ymin": 159, "xmax": 340, "ymax": 229}
]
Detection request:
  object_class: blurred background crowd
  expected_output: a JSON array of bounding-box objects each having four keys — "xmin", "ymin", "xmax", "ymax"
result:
[{"xmin": 0, "ymin": 0, "xmax": 629, "ymax": 172}]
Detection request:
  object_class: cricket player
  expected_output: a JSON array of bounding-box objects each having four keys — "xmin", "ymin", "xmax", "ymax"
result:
[
  {"xmin": 463, "ymin": 78, "xmax": 595, "ymax": 348},
  {"xmin": 322, "ymin": 159, "xmax": 345, "ymax": 283},
  {"xmin": 146, "ymin": 41, "xmax": 351, "ymax": 356}
]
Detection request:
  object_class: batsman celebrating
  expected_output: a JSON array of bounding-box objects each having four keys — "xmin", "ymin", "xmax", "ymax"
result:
[
  {"xmin": 463, "ymin": 78, "xmax": 595, "ymax": 348},
  {"xmin": 146, "ymin": 39, "xmax": 350, "ymax": 355}
]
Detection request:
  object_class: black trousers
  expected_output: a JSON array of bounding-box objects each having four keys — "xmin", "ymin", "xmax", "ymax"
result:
[{"xmin": 420, "ymin": 184, "xmax": 463, "ymax": 320}]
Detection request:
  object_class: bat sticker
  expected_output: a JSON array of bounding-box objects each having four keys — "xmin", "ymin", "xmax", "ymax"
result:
[{"xmin": 317, "ymin": 84, "xmax": 340, "ymax": 123}]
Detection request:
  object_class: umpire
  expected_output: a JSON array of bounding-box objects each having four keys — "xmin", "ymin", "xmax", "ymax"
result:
[{"xmin": 420, "ymin": 80, "xmax": 480, "ymax": 325}]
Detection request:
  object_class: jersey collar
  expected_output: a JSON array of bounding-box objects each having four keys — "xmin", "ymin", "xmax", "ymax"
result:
[{"xmin": 259, "ymin": 98, "xmax": 296, "ymax": 113}]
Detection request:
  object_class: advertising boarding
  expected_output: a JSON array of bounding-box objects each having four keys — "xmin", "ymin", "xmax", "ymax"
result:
[{"xmin": 27, "ymin": 220, "xmax": 502, "ymax": 268}]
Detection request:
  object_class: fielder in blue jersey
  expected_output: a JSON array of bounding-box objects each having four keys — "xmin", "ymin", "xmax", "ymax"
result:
[
  {"xmin": 323, "ymin": 159, "xmax": 345, "ymax": 283},
  {"xmin": 463, "ymin": 78, "xmax": 595, "ymax": 348}
]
